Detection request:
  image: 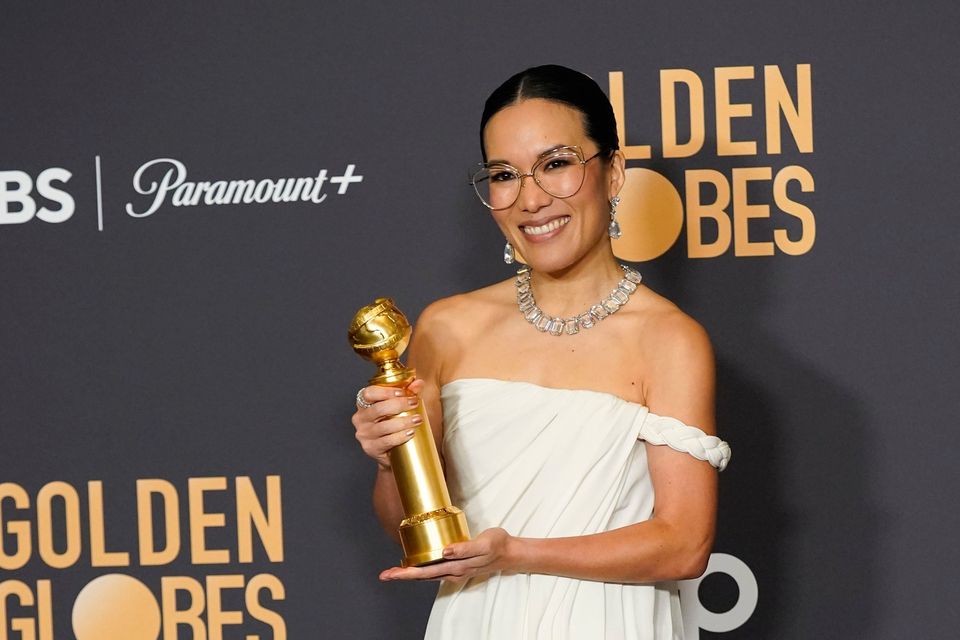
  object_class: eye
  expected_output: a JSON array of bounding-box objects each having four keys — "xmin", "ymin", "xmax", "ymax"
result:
[
  {"xmin": 489, "ymin": 169, "xmax": 517, "ymax": 183},
  {"xmin": 541, "ymin": 155, "xmax": 577, "ymax": 171}
]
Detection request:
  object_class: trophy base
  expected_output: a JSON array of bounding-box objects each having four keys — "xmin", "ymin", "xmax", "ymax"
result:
[{"xmin": 399, "ymin": 506, "xmax": 471, "ymax": 567}]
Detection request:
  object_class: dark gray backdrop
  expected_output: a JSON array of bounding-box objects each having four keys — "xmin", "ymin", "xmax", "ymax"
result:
[{"xmin": 2, "ymin": 2, "xmax": 958, "ymax": 638}]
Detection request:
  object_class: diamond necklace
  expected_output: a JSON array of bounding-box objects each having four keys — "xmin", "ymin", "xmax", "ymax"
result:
[{"xmin": 515, "ymin": 264, "xmax": 643, "ymax": 336}]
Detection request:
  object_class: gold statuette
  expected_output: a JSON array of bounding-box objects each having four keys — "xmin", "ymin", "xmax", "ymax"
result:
[{"xmin": 348, "ymin": 298, "xmax": 471, "ymax": 567}]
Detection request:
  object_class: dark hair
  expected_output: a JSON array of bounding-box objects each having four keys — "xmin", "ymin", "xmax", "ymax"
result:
[{"xmin": 479, "ymin": 64, "xmax": 620, "ymax": 161}]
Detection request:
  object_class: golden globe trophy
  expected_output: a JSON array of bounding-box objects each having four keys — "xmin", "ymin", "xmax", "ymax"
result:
[{"xmin": 348, "ymin": 298, "xmax": 471, "ymax": 567}]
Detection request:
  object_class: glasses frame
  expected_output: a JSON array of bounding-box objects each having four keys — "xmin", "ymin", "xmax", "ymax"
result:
[{"xmin": 469, "ymin": 145, "xmax": 605, "ymax": 211}]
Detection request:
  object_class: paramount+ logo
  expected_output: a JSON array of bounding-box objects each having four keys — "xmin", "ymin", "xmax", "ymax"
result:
[
  {"xmin": 608, "ymin": 63, "xmax": 815, "ymax": 260},
  {"xmin": 0, "ymin": 160, "xmax": 363, "ymax": 230},
  {"xmin": 0, "ymin": 475, "xmax": 285, "ymax": 639}
]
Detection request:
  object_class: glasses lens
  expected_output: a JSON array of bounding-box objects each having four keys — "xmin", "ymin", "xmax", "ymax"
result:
[
  {"xmin": 472, "ymin": 165, "xmax": 520, "ymax": 210},
  {"xmin": 534, "ymin": 150, "xmax": 586, "ymax": 199}
]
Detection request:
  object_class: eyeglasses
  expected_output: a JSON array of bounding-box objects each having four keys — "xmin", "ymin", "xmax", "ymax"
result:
[{"xmin": 469, "ymin": 145, "xmax": 603, "ymax": 210}]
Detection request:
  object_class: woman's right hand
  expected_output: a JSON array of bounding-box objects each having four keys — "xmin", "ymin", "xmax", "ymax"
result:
[{"xmin": 351, "ymin": 379, "xmax": 426, "ymax": 469}]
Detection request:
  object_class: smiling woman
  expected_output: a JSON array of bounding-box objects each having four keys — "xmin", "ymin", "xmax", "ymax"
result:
[{"xmin": 350, "ymin": 65, "xmax": 730, "ymax": 640}]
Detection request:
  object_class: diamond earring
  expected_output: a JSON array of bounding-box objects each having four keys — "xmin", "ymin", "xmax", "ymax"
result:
[
  {"xmin": 503, "ymin": 241, "xmax": 515, "ymax": 264},
  {"xmin": 608, "ymin": 195, "xmax": 622, "ymax": 239}
]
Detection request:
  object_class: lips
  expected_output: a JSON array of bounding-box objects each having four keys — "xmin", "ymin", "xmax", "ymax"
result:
[{"xmin": 521, "ymin": 215, "xmax": 571, "ymax": 236}]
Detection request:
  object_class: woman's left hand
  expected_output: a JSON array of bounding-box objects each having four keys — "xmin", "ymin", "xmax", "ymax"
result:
[{"xmin": 380, "ymin": 528, "xmax": 518, "ymax": 584}]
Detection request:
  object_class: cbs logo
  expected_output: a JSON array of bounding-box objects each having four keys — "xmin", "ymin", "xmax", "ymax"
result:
[{"xmin": 0, "ymin": 168, "xmax": 75, "ymax": 224}]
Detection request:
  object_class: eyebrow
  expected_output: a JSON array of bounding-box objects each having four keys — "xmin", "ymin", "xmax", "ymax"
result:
[{"xmin": 486, "ymin": 144, "xmax": 575, "ymax": 166}]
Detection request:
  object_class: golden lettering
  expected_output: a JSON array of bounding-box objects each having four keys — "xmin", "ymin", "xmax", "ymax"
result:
[
  {"xmin": 206, "ymin": 575, "xmax": 245, "ymax": 640},
  {"xmin": 765, "ymin": 64, "xmax": 814, "ymax": 154},
  {"xmin": 715, "ymin": 66, "xmax": 757, "ymax": 156},
  {"xmin": 137, "ymin": 479, "xmax": 181, "ymax": 566},
  {"xmin": 0, "ymin": 483, "xmax": 31, "ymax": 571},
  {"xmin": 733, "ymin": 167, "xmax": 775, "ymax": 256},
  {"xmin": 0, "ymin": 580, "xmax": 53, "ymax": 640},
  {"xmin": 36, "ymin": 482, "xmax": 81, "ymax": 569},
  {"xmin": 0, "ymin": 580, "xmax": 34, "ymax": 640},
  {"xmin": 88, "ymin": 481, "xmax": 130, "ymax": 567},
  {"xmin": 774, "ymin": 165, "xmax": 816, "ymax": 254},
  {"xmin": 608, "ymin": 71, "xmax": 652, "ymax": 159},
  {"xmin": 189, "ymin": 477, "xmax": 230, "ymax": 564},
  {"xmin": 36, "ymin": 581, "xmax": 52, "ymax": 640},
  {"xmin": 237, "ymin": 476, "xmax": 284, "ymax": 563},
  {"xmin": 660, "ymin": 69, "xmax": 705, "ymax": 158},
  {"xmin": 685, "ymin": 169, "xmax": 732, "ymax": 258},
  {"xmin": 246, "ymin": 574, "xmax": 287, "ymax": 640},
  {"xmin": 161, "ymin": 576, "xmax": 206, "ymax": 640}
]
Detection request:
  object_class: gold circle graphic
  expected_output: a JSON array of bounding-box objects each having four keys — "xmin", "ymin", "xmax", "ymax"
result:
[
  {"xmin": 73, "ymin": 574, "xmax": 161, "ymax": 640},
  {"xmin": 612, "ymin": 167, "xmax": 684, "ymax": 262}
]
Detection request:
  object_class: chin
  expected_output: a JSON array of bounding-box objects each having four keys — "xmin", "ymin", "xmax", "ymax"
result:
[
  {"xmin": 517, "ymin": 251, "xmax": 576, "ymax": 275},
  {"xmin": 518, "ymin": 237, "xmax": 608, "ymax": 275}
]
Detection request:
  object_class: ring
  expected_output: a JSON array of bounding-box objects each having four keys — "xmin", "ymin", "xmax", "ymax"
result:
[{"xmin": 356, "ymin": 387, "xmax": 373, "ymax": 409}]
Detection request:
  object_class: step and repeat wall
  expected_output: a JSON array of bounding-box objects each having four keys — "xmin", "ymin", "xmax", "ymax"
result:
[{"xmin": 2, "ymin": 3, "xmax": 957, "ymax": 639}]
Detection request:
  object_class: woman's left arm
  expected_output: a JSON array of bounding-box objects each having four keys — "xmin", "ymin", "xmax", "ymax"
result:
[{"xmin": 381, "ymin": 313, "xmax": 718, "ymax": 584}]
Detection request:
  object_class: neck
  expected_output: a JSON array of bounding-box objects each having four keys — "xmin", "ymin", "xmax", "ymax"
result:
[{"xmin": 528, "ymin": 245, "xmax": 624, "ymax": 318}]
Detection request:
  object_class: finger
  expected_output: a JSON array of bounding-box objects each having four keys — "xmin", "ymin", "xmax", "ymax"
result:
[
  {"xmin": 367, "ymin": 414, "xmax": 423, "ymax": 439},
  {"xmin": 355, "ymin": 395, "xmax": 414, "ymax": 422},
  {"xmin": 360, "ymin": 385, "xmax": 406, "ymax": 404},
  {"xmin": 439, "ymin": 548, "xmax": 489, "ymax": 572},
  {"xmin": 357, "ymin": 417, "xmax": 417, "ymax": 444},
  {"xmin": 367, "ymin": 395, "xmax": 421, "ymax": 421},
  {"xmin": 381, "ymin": 561, "xmax": 466, "ymax": 582},
  {"xmin": 382, "ymin": 564, "xmax": 451, "ymax": 581},
  {"xmin": 381, "ymin": 567, "xmax": 423, "ymax": 581},
  {"xmin": 407, "ymin": 378, "xmax": 426, "ymax": 395},
  {"xmin": 379, "ymin": 566, "xmax": 402, "ymax": 580},
  {"xmin": 442, "ymin": 541, "xmax": 472, "ymax": 559},
  {"xmin": 375, "ymin": 426, "xmax": 418, "ymax": 451},
  {"xmin": 442, "ymin": 540, "xmax": 482, "ymax": 560}
]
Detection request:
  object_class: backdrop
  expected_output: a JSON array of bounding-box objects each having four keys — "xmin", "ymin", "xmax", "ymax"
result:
[{"xmin": 2, "ymin": 2, "xmax": 958, "ymax": 638}]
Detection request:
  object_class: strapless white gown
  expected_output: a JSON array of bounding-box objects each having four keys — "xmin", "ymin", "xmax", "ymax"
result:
[{"xmin": 423, "ymin": 378, "xmax": 730, "ymax": 640}]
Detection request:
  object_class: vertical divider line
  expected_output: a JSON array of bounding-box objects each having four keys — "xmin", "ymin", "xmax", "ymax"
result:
[{"xmin": 95, "ymin": 155, "xmax": 104, "ymax": 231}]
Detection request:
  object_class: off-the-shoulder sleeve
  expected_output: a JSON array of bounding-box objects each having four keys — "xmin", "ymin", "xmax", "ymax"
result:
[{"xmin": 639, "ymin": 412, "xmax": 731, "ymax": 471}]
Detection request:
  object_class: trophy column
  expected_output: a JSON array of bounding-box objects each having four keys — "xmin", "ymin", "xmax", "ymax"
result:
[{"xmin": 349, "ymin": 298, "xmax": 471, "ymax": 567}]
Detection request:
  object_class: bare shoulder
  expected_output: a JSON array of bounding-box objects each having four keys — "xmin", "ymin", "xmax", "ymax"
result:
[
  {"xmin": 415, "ymin": 278, "xmax": 514, "ymax": 338},
  {"xmin": 634, "ymin": 287, "xmax": 713, "ymax": 366},
  {"xmin": 632, "ymin": 286, "xmax": 716, "ymax": 430},
  {"xmin": 408, "ymin": 278, "xmax": 514, "ymax": 377}
]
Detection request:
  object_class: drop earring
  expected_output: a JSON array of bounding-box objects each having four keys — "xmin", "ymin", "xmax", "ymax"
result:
[
  {"xmin": 503, "ymin": 241, "xmax": 515, "ymax": 264},
  {"xmin": 608, "ymin": 195, "xmax": 622, "ymax": 239}
]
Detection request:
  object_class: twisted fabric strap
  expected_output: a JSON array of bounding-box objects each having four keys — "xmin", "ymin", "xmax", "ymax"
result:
[{"xmin": 640, "ymin": 414, "xmax": 731, "ymax": 471}]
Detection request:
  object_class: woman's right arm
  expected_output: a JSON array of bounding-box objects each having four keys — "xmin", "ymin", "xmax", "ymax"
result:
[
  {"xmin": 352, "ymin": 383, "xmax": 422, "ymax": 542},
  {"xmin": 351, "ymin": 301, "xmax": 451, "ymax": 542}
]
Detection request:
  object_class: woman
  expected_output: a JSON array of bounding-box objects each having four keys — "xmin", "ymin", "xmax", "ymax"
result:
[{"xmin": 352, "ymin": 65, "xmax": 730, "ymax": 639}]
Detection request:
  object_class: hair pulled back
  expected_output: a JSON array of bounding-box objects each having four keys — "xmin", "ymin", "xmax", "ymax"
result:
[{"xmin": 479, "ymin": 65, "xmax": 620, "ymax": 161}]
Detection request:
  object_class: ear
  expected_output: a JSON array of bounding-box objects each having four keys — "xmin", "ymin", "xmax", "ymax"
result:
[{"xmin": 607, "ymin": 150, "xmax": 626, "ymax": 199}]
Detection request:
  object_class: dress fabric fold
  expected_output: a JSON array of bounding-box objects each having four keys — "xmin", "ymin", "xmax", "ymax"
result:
[{"xmin": 424, "ymin": 378, "xmax": 718, "ymax": 640}]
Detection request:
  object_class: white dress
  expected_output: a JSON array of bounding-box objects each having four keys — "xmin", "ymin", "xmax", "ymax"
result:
[{"xmin": 424, "ymin": 378, "xmax": 731, "ymax": 640}]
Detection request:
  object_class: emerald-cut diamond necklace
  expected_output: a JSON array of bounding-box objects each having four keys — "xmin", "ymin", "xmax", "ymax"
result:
[{"xmin": 515, "ymin": 264, "xmax": 642, "ymax": 336}]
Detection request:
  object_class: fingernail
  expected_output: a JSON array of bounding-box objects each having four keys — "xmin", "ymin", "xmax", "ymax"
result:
[
  {"xmin": 442, "ymin": 547, "xmax": 454, "ymax": 558},
  {"xmin": 394, "ymin": 390, "xmax": 403, "ymax": 396},
  {"xmin": 411, "ymin": 415, "xmax": 423, "ymax": 425},
  {"xmin": 405, "ymin": 429, "xmax": 415, "ymax": 437},
  {"xmin": 407, "ymin": 397, "xmax": 418, "ymax": 407}
]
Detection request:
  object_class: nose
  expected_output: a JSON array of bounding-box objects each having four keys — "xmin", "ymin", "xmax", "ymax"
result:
[{"xmin": 517, "ymin": 173, "xmax": 551, "ymax": 213}]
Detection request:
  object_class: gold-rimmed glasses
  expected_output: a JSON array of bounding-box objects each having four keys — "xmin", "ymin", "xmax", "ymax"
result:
[{"xmin": 469, "ymin": 145, "xmax": 603, "ymax": 210}]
